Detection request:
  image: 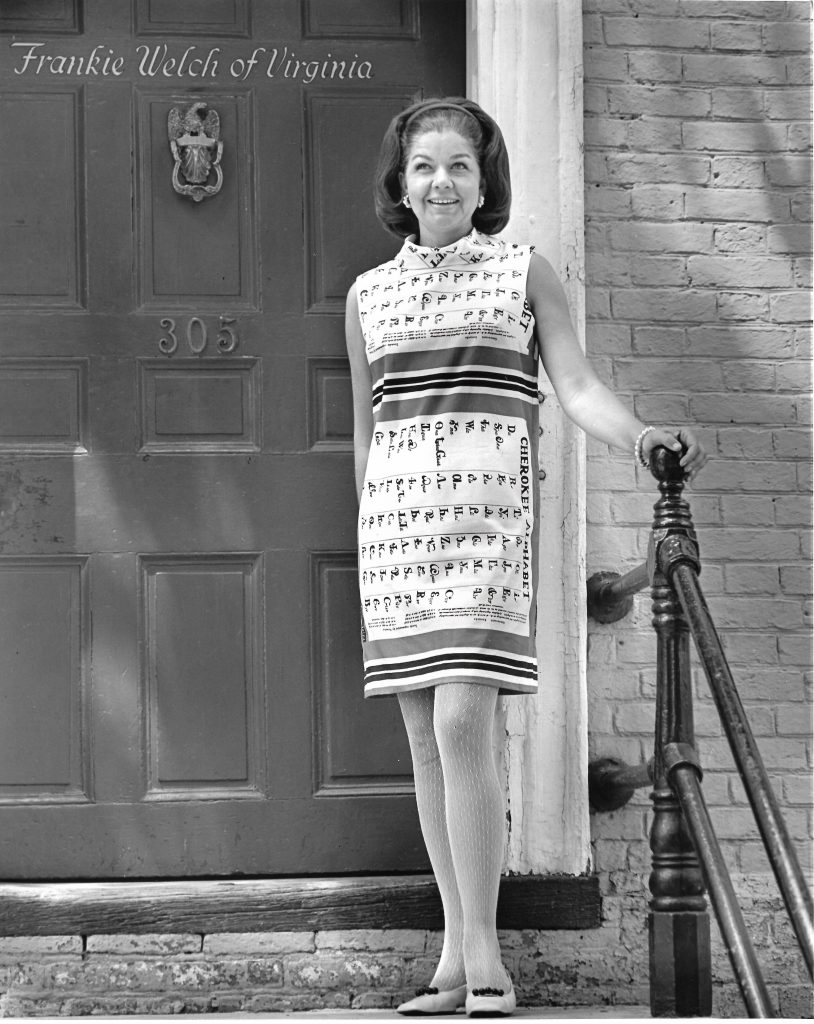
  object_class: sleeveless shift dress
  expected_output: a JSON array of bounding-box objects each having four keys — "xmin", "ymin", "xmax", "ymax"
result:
[{"xmin": 355, "ymin": 229, "xmax": 539, "ymax": 697}]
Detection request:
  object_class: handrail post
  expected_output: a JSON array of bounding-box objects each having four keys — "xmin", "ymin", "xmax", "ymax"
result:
[{"xmin": 647, "ymin": 448, "xmax": 713, "ymax": 1017}]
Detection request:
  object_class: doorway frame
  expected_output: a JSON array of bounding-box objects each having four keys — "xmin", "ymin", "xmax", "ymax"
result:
[{"xmin": 469, "ymin": 0, "xmax": 591, "ymax": 875}]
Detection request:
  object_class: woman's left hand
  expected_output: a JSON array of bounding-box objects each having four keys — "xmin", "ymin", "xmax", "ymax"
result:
[{"xmin": 643, "ymin": 427, "xmax": 709, "ymax": 483}]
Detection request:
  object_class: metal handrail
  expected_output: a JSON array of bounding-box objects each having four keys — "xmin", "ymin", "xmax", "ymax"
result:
[
  {"xmin": 667, "ymin": 559, "xmax": 814, "ymax": 981},
  {"xmin": 664, "ymin": 743, "xmax": 774, "ymax": 1018},
  {"xmin": 587, "ymin": 446, "xmax": 813, "ymax": 1017}
]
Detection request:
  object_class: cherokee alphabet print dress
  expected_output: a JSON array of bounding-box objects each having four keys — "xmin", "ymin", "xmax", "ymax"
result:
[{"xmin": 356, "ymin": 229, "xmax": 540, "ymax": 697}]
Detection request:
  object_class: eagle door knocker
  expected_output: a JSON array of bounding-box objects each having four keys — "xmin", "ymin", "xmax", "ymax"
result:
[{"xmin": 167, "ymin": 102, "xmax": 223, "ymax": 202}]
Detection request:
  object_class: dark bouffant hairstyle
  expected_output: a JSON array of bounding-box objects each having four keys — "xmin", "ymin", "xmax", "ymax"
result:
[{"xmin": 373, "ymin": 96, "xmax": 512, "ymax": 239}]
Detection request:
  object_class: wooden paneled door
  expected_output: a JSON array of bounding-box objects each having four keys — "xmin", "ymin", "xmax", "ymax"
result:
[{"xmin": 0, "ymin": 0, "xmax": 464, "ymax": 878}]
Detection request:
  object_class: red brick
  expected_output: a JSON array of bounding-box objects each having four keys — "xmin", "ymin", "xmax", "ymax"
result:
[
  {"xmin": 700, "ymin": 459, "xmax": 799, "ymax": 493},
  {"xmin": 715, "ymin": 291, "xmax": 770, "ymax": 321},
  {"xmin": 770, "ymin": 291, "xmax": 813, "ymax": 323},
  {"xmin": 627, "ymin": 118, "xmax": 683, "ymax": 150},
  {"xmin": 696, "ymin": 526, "xmax": 801, "ymax": 560},
  {"xmin": 605, "ymin": 36, "xmax": 669, "ymax": 83},
  {"xmin": 629, "ymin": 184, "xmax": 686, "ymax": 218},
  {"xmin": 779, "ymin": 564, "xmax": 814, "ymax": 591},
  {"xmin": 786, "ymin": 55, "xmax": 813, "ymax": 86},
  {"xmin": 632, "ymin": 326, "xmax": 688, "ymax": 355},
  {"xmin": 794, "ymin": 326, "xmax": 812, "ymax": 358},
  {"xmin": 611, "ymin": 287, "xmax": 717, "ymax": 321},
  {"xmin": 583, "ymin": 13, "xmax": 604, "ymax": 45},
  {"xmin": 715, "ymin": 427, "xmax": 774, "ymax": 459},
  {"xmin": 681, "ymin": 1, "xmax": 795, "ymax": 17},
  {"xmin": 768, "ymin": 225, "xmax": 814, "ymax": 254},
  {"xmin": 610, "ymin": 221, "xmax": 712, "ymax": 252},
  {"xmin": 633, "ymin": 393, "xmax": 690, "ymax": 422},
  {"xmin": 776, "ymin": 705, "xmax": 814, "ymax": 737},
  {"xmin": 765, "ymin": 87, "xmax": 813, "ymax": 120},
  {"xmin": 788, "ymin": 122, "xmax": 813, "ymax": 151},
  {"xmin": 783, "ymin": 773, "xmax": 814, "ymax": 804},
  {"xmin": 708, "ymin": 596, "xmax": 804, "ymax": 630},
  {"xmin": 773, "ymin": 427, "xmax": 812, "ymax": 457},
  {"xmin": 583, "ymin": 45, "xmax": 630, "ymax": 82},
  {"xmin": 689, "ymin": 254, "xmax": 793, "ymax": 288},
  {"xmin": 686, "ymin": 326, "xmax": 794, "ymax": 358},
  {"xmin": 723, "ymin": 564, "xmax": 780, "ymax": 594},
  {"xmin": 735, "ymin": 669, "xmax": 808, "ymax": 702},
  {"xmin": 683, "ymin": 53, "xmax": 787, "ymax": 86},
  {"xmin": 702, "ymin": 736, "xmax": 809, "ymax": 772},
  {"xmin": 614, "ymin": 356, "xmax": 724, "ymax": 391},
  {"xmin": 721, "ymin": 361, "xmax": 776, "ymax": 390},
  {"xmin": 718, "ymin": 494, "xmax": 776, "ymax": 524},
  {"xmin": 606, "ymin": 153, "xmax": 709, "ymax": 184},
  {"xmin": 584, "ymin": 82, "xmax": 609, "ymax": 115},
  {"xmin": 608, "ymin": 84, "xmax": 711, "ymax": 117},
  {"xmin": 794, "ymin": 258, "xmax": 813, "ymax": 288},
  {"xmin": 584, "ymin": 151, "xmax": 610, "ymax": 183},
  {"xmin": 713, "ymin": 223, "xmax": 767, "ymax": 253},
  {"xmin": 711, "ymin": 87, "xmax": 765, "ymax": 119},
  {"xmin": 586, "ymin": 250, "xmax": 632, "ymax": 286},
  {"xmin": 710, "ymin": 21, "xmax": 764, "ymax": 52},
  {"xmin": 584, "ymin": 115, "xmax": 629, "ymax": 148},
  {"xmin": 684, "ymin": 120, "xmax": 789, "ymax": 153},
  {"xmin": 684, "ymin": 186, "xmax": 790, "ymax": 222},
  {"xmin": 763, "ymin": 19, "xmax": 813, "ymax": 53},
  {"xmin": 767, "ymin": 156, "xmax": 813, "ymax": 187},
  {"xmin": 589, "ymin": 458, "xmax": 638, "ymax": 493},
  {"xmin": 585, "ymin": 186, "xmax": 632, "ymax": 217},
  {"xmin": 585, "ymin": 321, "xmax": 633, "ymax": 354},
  {"xmin": 614, "ymin": 702, "xmax": 657, "ymax": 734},
  {"xmin": 603, "ymin": 16, "xmax": 710, "ymax": 50},
  {"xmin": 710, "ymin": 156, "xmax": 767, "ymax": 188},
  {"xmin": 692, "ymin": 393, "xmax": 798, "ymax": 424}
]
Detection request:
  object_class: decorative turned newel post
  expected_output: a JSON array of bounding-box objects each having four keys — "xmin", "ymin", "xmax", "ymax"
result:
[{"xmin": 646, "ymin": 448, "xmax": 712, "ymax": 1017}]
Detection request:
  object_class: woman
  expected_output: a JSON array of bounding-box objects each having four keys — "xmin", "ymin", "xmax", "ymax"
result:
[{"xmin": 345, "ymin": 97, "xmax": 707, "ymax": 1018}]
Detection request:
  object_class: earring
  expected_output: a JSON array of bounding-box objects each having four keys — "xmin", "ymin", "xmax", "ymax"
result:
[
  {"xmin": 477, "ymin": 195, "xmax": 485, "ymax": 208},
  {"xmin": 402, "ymin": 195, "xmax": 411, "ymax": 209}
]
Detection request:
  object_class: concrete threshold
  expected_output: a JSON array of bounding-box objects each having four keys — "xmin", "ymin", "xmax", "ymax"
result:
[{"xmin": 102, "ymin": 1009, "xmax": 651, "ymax": 1021}]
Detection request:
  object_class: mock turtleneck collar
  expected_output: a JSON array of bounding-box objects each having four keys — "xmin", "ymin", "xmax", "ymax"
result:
[{"xmin": 396, "ymin": 229, "xmax": 503, "ymax": 271}]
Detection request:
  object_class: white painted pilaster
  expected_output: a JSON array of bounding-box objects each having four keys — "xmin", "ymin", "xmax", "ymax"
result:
[{"xmin": 469, "ymin": 0, "xmax": 590, "ymax": 875}]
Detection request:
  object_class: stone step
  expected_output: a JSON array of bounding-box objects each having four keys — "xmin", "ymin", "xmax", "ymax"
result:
[{"xmin": 143, "ymin": 1008, "xmax": 651, "ymax": 1020}]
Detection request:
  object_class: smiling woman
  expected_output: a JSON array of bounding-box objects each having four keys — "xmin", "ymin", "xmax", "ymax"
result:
[
  {"xmin": 399, "ymin": 132, "xmax": 483, "ymax": 248},
  {"xmin": 345, "ymin": 94, "xmax": 707, "ymax": 1017}
]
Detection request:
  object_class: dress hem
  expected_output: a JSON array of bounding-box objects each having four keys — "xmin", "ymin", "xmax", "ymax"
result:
[{"xmin": 364, "ymin": 676, "xmax": 538, "ymax": 698}]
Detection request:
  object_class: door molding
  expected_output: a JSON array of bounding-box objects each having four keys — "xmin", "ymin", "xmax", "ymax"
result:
[{"xmin": 468, "ymin": 0, "xmax": 591, "ymax": 874}]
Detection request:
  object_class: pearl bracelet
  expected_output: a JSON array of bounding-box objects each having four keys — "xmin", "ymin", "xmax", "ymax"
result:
[{"xmin": 634, "ymin": 425, "xmax": 656, "ymax": 468}]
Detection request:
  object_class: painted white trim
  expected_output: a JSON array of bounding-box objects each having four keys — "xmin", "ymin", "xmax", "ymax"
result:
[{"xmin": 469, "ymin": 0, "xmax": 590, "ymax": 874}]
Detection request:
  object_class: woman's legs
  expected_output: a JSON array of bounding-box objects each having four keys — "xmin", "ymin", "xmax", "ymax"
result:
[
  {"xmin": 399, "ymin": 684, "xmax": 511, "ymax": 994},
  {"xmin": 398, "ymin": 689, "xmax": 466, "ymax": 991},
  {"xmin": 433, "ymin": 683, "xmax": 512, "ymax": 992}
]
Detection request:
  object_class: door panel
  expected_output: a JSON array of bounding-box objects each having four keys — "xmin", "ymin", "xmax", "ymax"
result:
[
  {"xmin": 0, "ymin": 91, "xmax": 83, "ymax": 307},
  {"xmin": 0, "ymin": 0, "xmax": 465, "ymax": 877}
]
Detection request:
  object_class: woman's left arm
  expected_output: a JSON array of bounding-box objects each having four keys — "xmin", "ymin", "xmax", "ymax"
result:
[{"xmin": 526, "ymin": 252, "xmax": 708, "ymax": 480}]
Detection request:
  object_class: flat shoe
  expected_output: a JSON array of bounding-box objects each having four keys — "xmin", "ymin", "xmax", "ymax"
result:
[
  {"xmin": 465, "ymin": 984, "xmax": 516, "ymax": 1018},
  {"xmin": 397, "ymin": 984, "xmax": 468, "ymax": 1015}
]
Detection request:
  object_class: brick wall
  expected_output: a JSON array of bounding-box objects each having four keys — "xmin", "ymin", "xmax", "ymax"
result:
[{"xmin": 583, "ymin": 0, "xmax": 812, "ymax": 1014}]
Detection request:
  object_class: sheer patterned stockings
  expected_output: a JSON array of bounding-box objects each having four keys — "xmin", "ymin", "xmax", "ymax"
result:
[{"xmin": 398, "ymin": 683, "xmax": 512, "ymax": 993}]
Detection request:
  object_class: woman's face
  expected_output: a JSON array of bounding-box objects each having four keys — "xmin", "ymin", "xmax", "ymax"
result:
[{"xmin": 400, "ymin": 129, "xmax": 483, "ymax": 248}]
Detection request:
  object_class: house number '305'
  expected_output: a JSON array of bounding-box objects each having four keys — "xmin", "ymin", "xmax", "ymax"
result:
[{"xmin": 158, "ymin": 316, "xmax": 239, "ymax": 355}]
